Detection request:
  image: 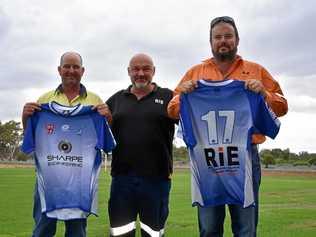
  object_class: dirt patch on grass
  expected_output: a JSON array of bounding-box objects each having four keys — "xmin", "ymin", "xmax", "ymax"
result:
[
  {"xmin": 0, "ymin": 163, "xmax": 34, "ymax": 168},
  {"xmin": 263, "ymin": 170, "xmax": 316, "ymax": 177}
]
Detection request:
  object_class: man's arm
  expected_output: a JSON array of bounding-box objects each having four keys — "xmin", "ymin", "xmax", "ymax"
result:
[
  {"xmin": 244, "ymin": 67, "xmax": 288, "ymax": 117},
  {"xmin": 261, "ymin": 68, "xmax": 288, "ymax": 117},
  {"xmin": 167, "ymin": 70, "xmax": 198, "ymax": 119}
]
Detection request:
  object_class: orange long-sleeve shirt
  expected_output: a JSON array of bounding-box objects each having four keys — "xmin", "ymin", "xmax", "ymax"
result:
[{"xmin": 168, "ymin": 55, "xmax": 288, "ymax": 144}]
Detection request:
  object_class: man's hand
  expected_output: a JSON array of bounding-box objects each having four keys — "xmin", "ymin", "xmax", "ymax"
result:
[
  {"xmin": 22, "ymin": 102, "xmax": 41, "ymax": 129},
  {"xmin": 177, "ymin": 80, "xmax": 198, "ymax": 94},
  {"xmin": 93, "ymin": 103, "xmax": 112, "ymax": 122},
  {"xmin": 23, "ymin": 102, "xmax": 41, "ymax": 117},
  {"xmin": 244, "ymin": 79, "xmax": 267, "ymax": 98}
]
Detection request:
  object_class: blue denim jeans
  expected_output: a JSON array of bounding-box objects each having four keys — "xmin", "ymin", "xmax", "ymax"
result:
[
  {"xmin": 197, "ymin": 145, "xmax": 260, "ymax": 237},
  {"xmin": 32, "ymin": 181, "xmax": 87, "ymax": 237}
]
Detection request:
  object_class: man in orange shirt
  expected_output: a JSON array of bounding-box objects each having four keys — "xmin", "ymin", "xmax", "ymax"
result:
[{"xmin": 168, "ymin": 16, "xmax": 288, "ymax": 237}]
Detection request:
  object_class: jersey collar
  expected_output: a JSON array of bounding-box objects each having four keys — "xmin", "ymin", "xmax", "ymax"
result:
[{"xmin": 48, "ymin": 101, "xmax": 84, "ymax": 116}]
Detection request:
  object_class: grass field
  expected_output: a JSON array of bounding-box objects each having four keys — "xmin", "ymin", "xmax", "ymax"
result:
[{"xmin": 0, "ymin": 168, "xmax": 315, "ymax": 237}]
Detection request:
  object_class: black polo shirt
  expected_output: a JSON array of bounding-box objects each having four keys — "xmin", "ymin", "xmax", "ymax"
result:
[{"xmin": 106, "ymin": 84, "xmax": 177, "ymax": 179}]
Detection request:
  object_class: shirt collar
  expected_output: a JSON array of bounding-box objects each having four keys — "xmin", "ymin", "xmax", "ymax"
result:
[{"xmin": 54, "ymin": 83, "xmax": 87, "ymax": 98}]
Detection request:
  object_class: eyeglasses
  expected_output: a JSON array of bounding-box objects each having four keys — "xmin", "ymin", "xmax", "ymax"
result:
[{"xmin": 210, "ymin": 16, "xmax": 235, "ymax": 28}]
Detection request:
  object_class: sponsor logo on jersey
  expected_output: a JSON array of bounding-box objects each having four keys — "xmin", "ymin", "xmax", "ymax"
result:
[
  {"xmin": 47, "ymin": 155, "xmax": 83, "ymax": 163},
  {"xmin": 61, "ymin": 124, "xmax": 82, "ymax": 135},
  {"xmin": 204, "ymin": 146, "xmax": 239, "ymax": 174},
  {"xmin": 46, "ymin": 124, "xmax": 55, "ymax": 135},
  {"xmin": 61, "ymin": 124, "xmax": 70, "ymax": 131},
  {"xmin": 46, "ymin": 140, "xmax": 83, "ymax": 167},
  {"xmin": 46, "ymin": 154, "xmax": 83, "ymax": 167},
  {"xmin": 58, "ymin": 140, "xmax": 72, "ymax": 153}
]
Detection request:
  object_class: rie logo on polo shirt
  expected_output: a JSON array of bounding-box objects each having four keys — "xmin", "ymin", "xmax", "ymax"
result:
[{"xmin": 154, "ymin": 98, "xmax": 164, "ymax": 105}]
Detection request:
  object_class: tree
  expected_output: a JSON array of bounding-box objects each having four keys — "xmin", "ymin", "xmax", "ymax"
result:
[
  {"xmin": 0, "ymin": 120, "xmax": 23, "ymax": 160},
  {"xmin": 261, "ymin": 153, "xmax": 275, "ymax": 168},
  {"xmin": 298, "ymin": 151, "xmax": 311, "ymax": 160},
  {"xmin": 173, "ymin": 145, "xmax": 189, "ymax": 161},
  {"xmin": 308, "ymin": 157, "xmax": 316, "ymax": 166},
  {"xmin": 259, "ymin": 149, "xmax": 272, "ymax": 159},
  {"xmin": 260, "ymin": 148, "xmax": 300, "ymax": 164}
]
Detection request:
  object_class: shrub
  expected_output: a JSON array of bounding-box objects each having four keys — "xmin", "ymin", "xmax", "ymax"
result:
[
  {"xmin": 292, "ymin": 161, "xmax": 311, "ymax": 167},
  {"xmin": 15, "ymin": 151, "xmax": 31, "ymax": 161},
  {"xmin": 308, "ymin": 157, "xmax": 316, "ymax": 166}
]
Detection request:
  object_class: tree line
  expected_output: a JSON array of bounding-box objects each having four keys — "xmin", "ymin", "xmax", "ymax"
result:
[{"xmin": 1, "ymin": 120, "xmax": 316, "ymax": 167}]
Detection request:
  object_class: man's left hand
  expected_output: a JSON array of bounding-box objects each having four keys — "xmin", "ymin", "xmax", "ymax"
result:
[{"xmin": 244, "ymin": 79, "xmax": 267, "ymax": 98}]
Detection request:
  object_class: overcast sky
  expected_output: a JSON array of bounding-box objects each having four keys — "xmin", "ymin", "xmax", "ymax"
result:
[{"xmin": 1, "ymin": 0, "xmax": 315, "ymax": 153}]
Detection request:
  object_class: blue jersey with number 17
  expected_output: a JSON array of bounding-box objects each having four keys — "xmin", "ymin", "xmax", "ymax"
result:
[
  {"xmin": 22, "ymin": 101, "xmax": 116, "ymax": 220},
  {"xmin": 180, "ymin": 79, "xmax": 280, "ymax": 208}
]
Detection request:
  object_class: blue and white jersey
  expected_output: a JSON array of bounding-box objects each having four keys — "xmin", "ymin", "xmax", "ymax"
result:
[
  {"xmin": 22, "ymin": 101, "xmax": 116, "ymax": 220},
  {"xmin": 180, "ymin": 79, "xmax": 280, "ymax": 208}
]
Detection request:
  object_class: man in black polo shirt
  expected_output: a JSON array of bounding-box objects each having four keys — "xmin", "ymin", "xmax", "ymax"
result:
[{"xmin": 104, "ymin": 53, "xmax": 177, "ymax": 237}]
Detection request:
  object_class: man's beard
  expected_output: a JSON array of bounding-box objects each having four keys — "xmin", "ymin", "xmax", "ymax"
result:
[
  {"xmin": 135, "ymin": 82, "xmax": 147, "ymax": 89},
  {"xmin": 212, "ymin": 47, "xmax": 237, "ymax": 62},
  {"xmin": 133, "ymin": 80, "xmax": 150, "ymax": 89}
]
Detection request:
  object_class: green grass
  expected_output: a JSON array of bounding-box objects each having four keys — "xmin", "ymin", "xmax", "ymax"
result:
[{"xmin": 0, "ymin": 168, "xmax": 315, "ymax": 237}]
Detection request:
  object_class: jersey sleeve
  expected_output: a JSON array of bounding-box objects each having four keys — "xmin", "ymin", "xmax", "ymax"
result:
[
  {"xmin": 179, "ymin": 94, "xmax": 197, "ymax": 148},
  {"xmin": 249, "ymin": 93, "xmax": 281, "ymax": 139},
  {"xmin": 92, "ymin": 113, "xmax": 116, "ymax": 152},
  {"xmin": 21, "ymin": 115, "xmax": 38, "ymax": 154}
]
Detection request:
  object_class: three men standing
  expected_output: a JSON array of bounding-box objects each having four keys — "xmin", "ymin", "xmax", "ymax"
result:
[{"xmin": 22, "ymin": 16, "xmax": 288, "ymax": 237}]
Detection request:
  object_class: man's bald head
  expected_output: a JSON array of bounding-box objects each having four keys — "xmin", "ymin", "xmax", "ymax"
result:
[
  {"xmin": 60, "ymin": 52, "xmax": 83, "ymax": 66},
  {"xmin": 129, "ymin": 53, "xmax": 154, "ymax": 67}
]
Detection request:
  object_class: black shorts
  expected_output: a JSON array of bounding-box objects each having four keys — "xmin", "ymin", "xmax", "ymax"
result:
[{"xmin": 108, "ymin": 175, "xmax": 171, "ymax": 237}]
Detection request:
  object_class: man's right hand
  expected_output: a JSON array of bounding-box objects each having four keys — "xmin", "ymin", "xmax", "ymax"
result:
[
  {"xmin": 23, "ymin": 102, "xmax": 41, "ymax": 117},
  {"xmin": 22, "ymin": 102, "xmax": 41, "ymax": 129}
]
